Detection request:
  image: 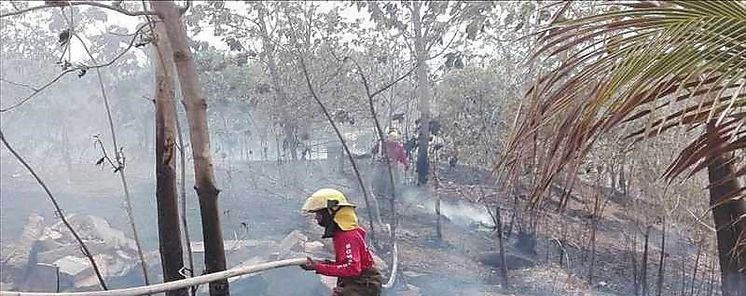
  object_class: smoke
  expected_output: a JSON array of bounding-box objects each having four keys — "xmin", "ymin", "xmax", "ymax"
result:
[{"xmin": 399, "ymin": 186, "xmax": 495, "ymax": 228}]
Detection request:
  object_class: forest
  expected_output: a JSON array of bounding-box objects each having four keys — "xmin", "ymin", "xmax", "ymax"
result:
[{"xmin": 0, "ymin": 1, "xmax": 744, "ymax": 296}]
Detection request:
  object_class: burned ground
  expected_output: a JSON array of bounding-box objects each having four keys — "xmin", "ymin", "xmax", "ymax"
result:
[{"xmin": 0, "ymin": 159, "xmax": 718, "ymax": 295}]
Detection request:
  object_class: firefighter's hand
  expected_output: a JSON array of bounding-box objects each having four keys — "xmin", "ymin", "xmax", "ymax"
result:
[{"xmin": 299, "ymin": 257, "xmax": 316, "ymax": 271}]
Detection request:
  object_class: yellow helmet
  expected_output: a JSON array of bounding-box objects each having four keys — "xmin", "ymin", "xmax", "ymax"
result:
[
  {"xmin": 387, "ymin": 129, "xmax": 401, "ymax": 141},
  {"xmin": 301, "ymin": 188, "xmax": 356, "ymax": 212}
]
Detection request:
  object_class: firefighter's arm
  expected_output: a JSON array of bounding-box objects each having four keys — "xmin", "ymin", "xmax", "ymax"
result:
[{"xmin": 313, "ymin": 240, "xmax": 363, "ymax": 277}]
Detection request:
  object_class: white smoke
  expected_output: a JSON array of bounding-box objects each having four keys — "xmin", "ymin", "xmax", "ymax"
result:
[{"xmin": 399, "ymin": 187, "xmax": 495, "ymax": 228}]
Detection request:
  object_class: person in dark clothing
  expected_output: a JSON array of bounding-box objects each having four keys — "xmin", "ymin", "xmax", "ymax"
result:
[{"xmin": 300, "ymin": 188, "xmax": 383, "ymax": 296}]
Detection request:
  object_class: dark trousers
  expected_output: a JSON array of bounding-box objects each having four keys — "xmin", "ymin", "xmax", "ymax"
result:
[{"xmin": 333, "ymin": 267, "xmax": 383, "ymax": 296}]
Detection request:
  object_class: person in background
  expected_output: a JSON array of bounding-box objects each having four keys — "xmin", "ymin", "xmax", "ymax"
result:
[
  {"xmin": 299, "ymin": 188, "xmax": 382, "ymax": 296},
  {"xmin": 371, "ymin": 129, "xmax": 408, "ymax": 199},
  {"xmin": 371, "ymin": 129, "xmax": 409, "ymax": 170}
]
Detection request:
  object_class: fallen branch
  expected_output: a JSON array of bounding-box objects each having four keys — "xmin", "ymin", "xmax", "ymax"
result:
[{"xmin": 0, "ymin": 258, "xmax": 307, "ymax": 296}]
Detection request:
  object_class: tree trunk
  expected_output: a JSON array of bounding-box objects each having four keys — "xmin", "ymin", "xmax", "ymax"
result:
[
  {"xmin": 631, "ymin": 231, "xmax": 640, "ymax": 296},
  {"xmin": 151, "ymin": 1, "xmax": 229, "ymax": 295},
  {"xmin": 496, "ymin": 205, "xmax": 509, "ymax": 289},
  {"xmin": 174, "ymin": 98, "xmax": 195, "ymax": 296},
  {"xmin": 411, "ymin": 1, "xmax": 430, "ymax": 185},
  {"xmin": 706, "ymin": 122, "xmax": 746, "ymax": 296},
  {"xmin": 691, "ymin": 242, "xmax": 702, "ymax": 296},
  {"xmin": 640, "ymin": 226, "xmax": 651, "ymax": 296},
  {"xmin": 152, "ymin": 21, "xmax": 187, "ymax": 296},
  {"xmin": 656, "ymin": 217, "xmax": 666, "ymax": 296}
]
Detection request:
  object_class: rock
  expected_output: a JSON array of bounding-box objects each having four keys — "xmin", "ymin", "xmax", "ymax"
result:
[
  {"xmin": 26, "ymin": 215, "xmax": 142, "ymax": 290},
  {"xmin": 1, "ymin": 214, "xmax": 45, "ymax": 285},
  {"xmin": 303, "ymin": 241, "xmax": 325, "ymax": 254},
  {"xmin": 40, "ymin": 215, "xmax": 137, "ymax": 251},
  {"xmin": 19, "ymin": 263, "xmax": 58, "ymax": 292},
  {"xmin": 54, "ymin": 256, "xmax": 90, "ymax": 277},
  {"xmin": 304, "ymin": 241, "xmax": 333, "ymax": 260},
  {"xmin": 278, "ymin": 230, "xmax": 308, "ymax": 258}
]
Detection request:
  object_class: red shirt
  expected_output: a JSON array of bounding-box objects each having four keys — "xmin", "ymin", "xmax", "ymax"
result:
[
  {"xmin": 314, "ymin": 227, "xmax": 374, "ymax": 277},
  {"xmin": 372, "ymin": 141, "xmax": 409, "ymax": 170}
]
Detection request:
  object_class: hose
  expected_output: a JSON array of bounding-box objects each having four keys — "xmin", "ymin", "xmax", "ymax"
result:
[
  {"xmin": 381, "ymin": 223, "xmax": 398, "ymax": 289},
  {"xmin": 0, "ymin": 258, "xmax": 306, "ymax": 296}
]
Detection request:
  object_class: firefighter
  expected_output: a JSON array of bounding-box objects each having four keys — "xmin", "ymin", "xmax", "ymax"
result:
[
  {"xmin": 299, "ymin": 188, "xmax": 382, "ymax": 296},
  {"xmin": 371, "ymin": 129, "xmax": 408, "ymax": 199},
  {"xmin": 371, "ymin": 129, "xmax": 409, "ymax": 170}
]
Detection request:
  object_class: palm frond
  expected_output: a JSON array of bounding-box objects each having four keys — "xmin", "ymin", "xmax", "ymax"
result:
[{"xmin": 501, "ymin": 0, "xmax": 746, "ymax": 208}]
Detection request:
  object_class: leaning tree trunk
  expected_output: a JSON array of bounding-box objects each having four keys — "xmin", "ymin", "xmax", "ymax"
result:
[
  {"xmin": 151, "ymin": 1, "xmax": 229, "ymax": 295},
  {"xmin": 411, "ymin": 1, "xmax": 430, "ymax": 185},
  {"xmin": 706, "ymin": 122, "xmax": 746, "ymax": 296},
  {"xmin": 152, "ymin": 21, "xmax": 188, "ymax": 296}
]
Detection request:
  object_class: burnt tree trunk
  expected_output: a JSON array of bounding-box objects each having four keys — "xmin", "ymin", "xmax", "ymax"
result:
[
  {"xmin": 706, "ymin": 122, "xmax": 746, "ymax": 296},
  {"xmin": 631, "ymin": 231, "xmax": 640, "ymax": 296},
  {"xmin": 642, "ymin": 226, "xmax": 651, "ymax": 296},
  {"xmin": 496, "ymin": 205, "xmax": 509, "ymax": 289},
  {"xmin": 411, "ymin": 1, "xmax": 430, "ymax": 185},
  {"xmin": 152, "ymin": 21, "xmax": 187, "ymax": 296},
  {"xmin": 151, "ymin": 1, "xmax": 229, "ymax": 295}
]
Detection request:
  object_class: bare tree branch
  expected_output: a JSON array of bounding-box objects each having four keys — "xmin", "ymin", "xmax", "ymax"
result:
[
  {"xmin": 425, "ymin": 26, "xmax": 461, "ymax": 61},
  {"xmin": 1, "ymin": 1, "xmax": 157, "ymax": 18},
  {"xmin": 298, "ymin": 56, "xmax": 379, "ymax": 244},
  {"xmin": 62, "ymin": 8, "xmax": 151, "ymax": 285},
  {"xmin": 0, "ymin": 129, "xmax": 108, "ymax": 290},
  {"xmin": 0, "ymin": 23, "xmax": 151, "ymax": 113},
  {"xmin": 8, "ymin": 1, "xmax": 21, "ymax": 11},
  {"xmin": 348, "ymin": 58, "xmax": 418, "ymax": 100},
  {"xmin": 0, "ymin": 78, "xmax": 40, "ymax": 92},
  {"xmin": 334, "ymin": 56, "xmax": 406, "ymax": 288}
]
